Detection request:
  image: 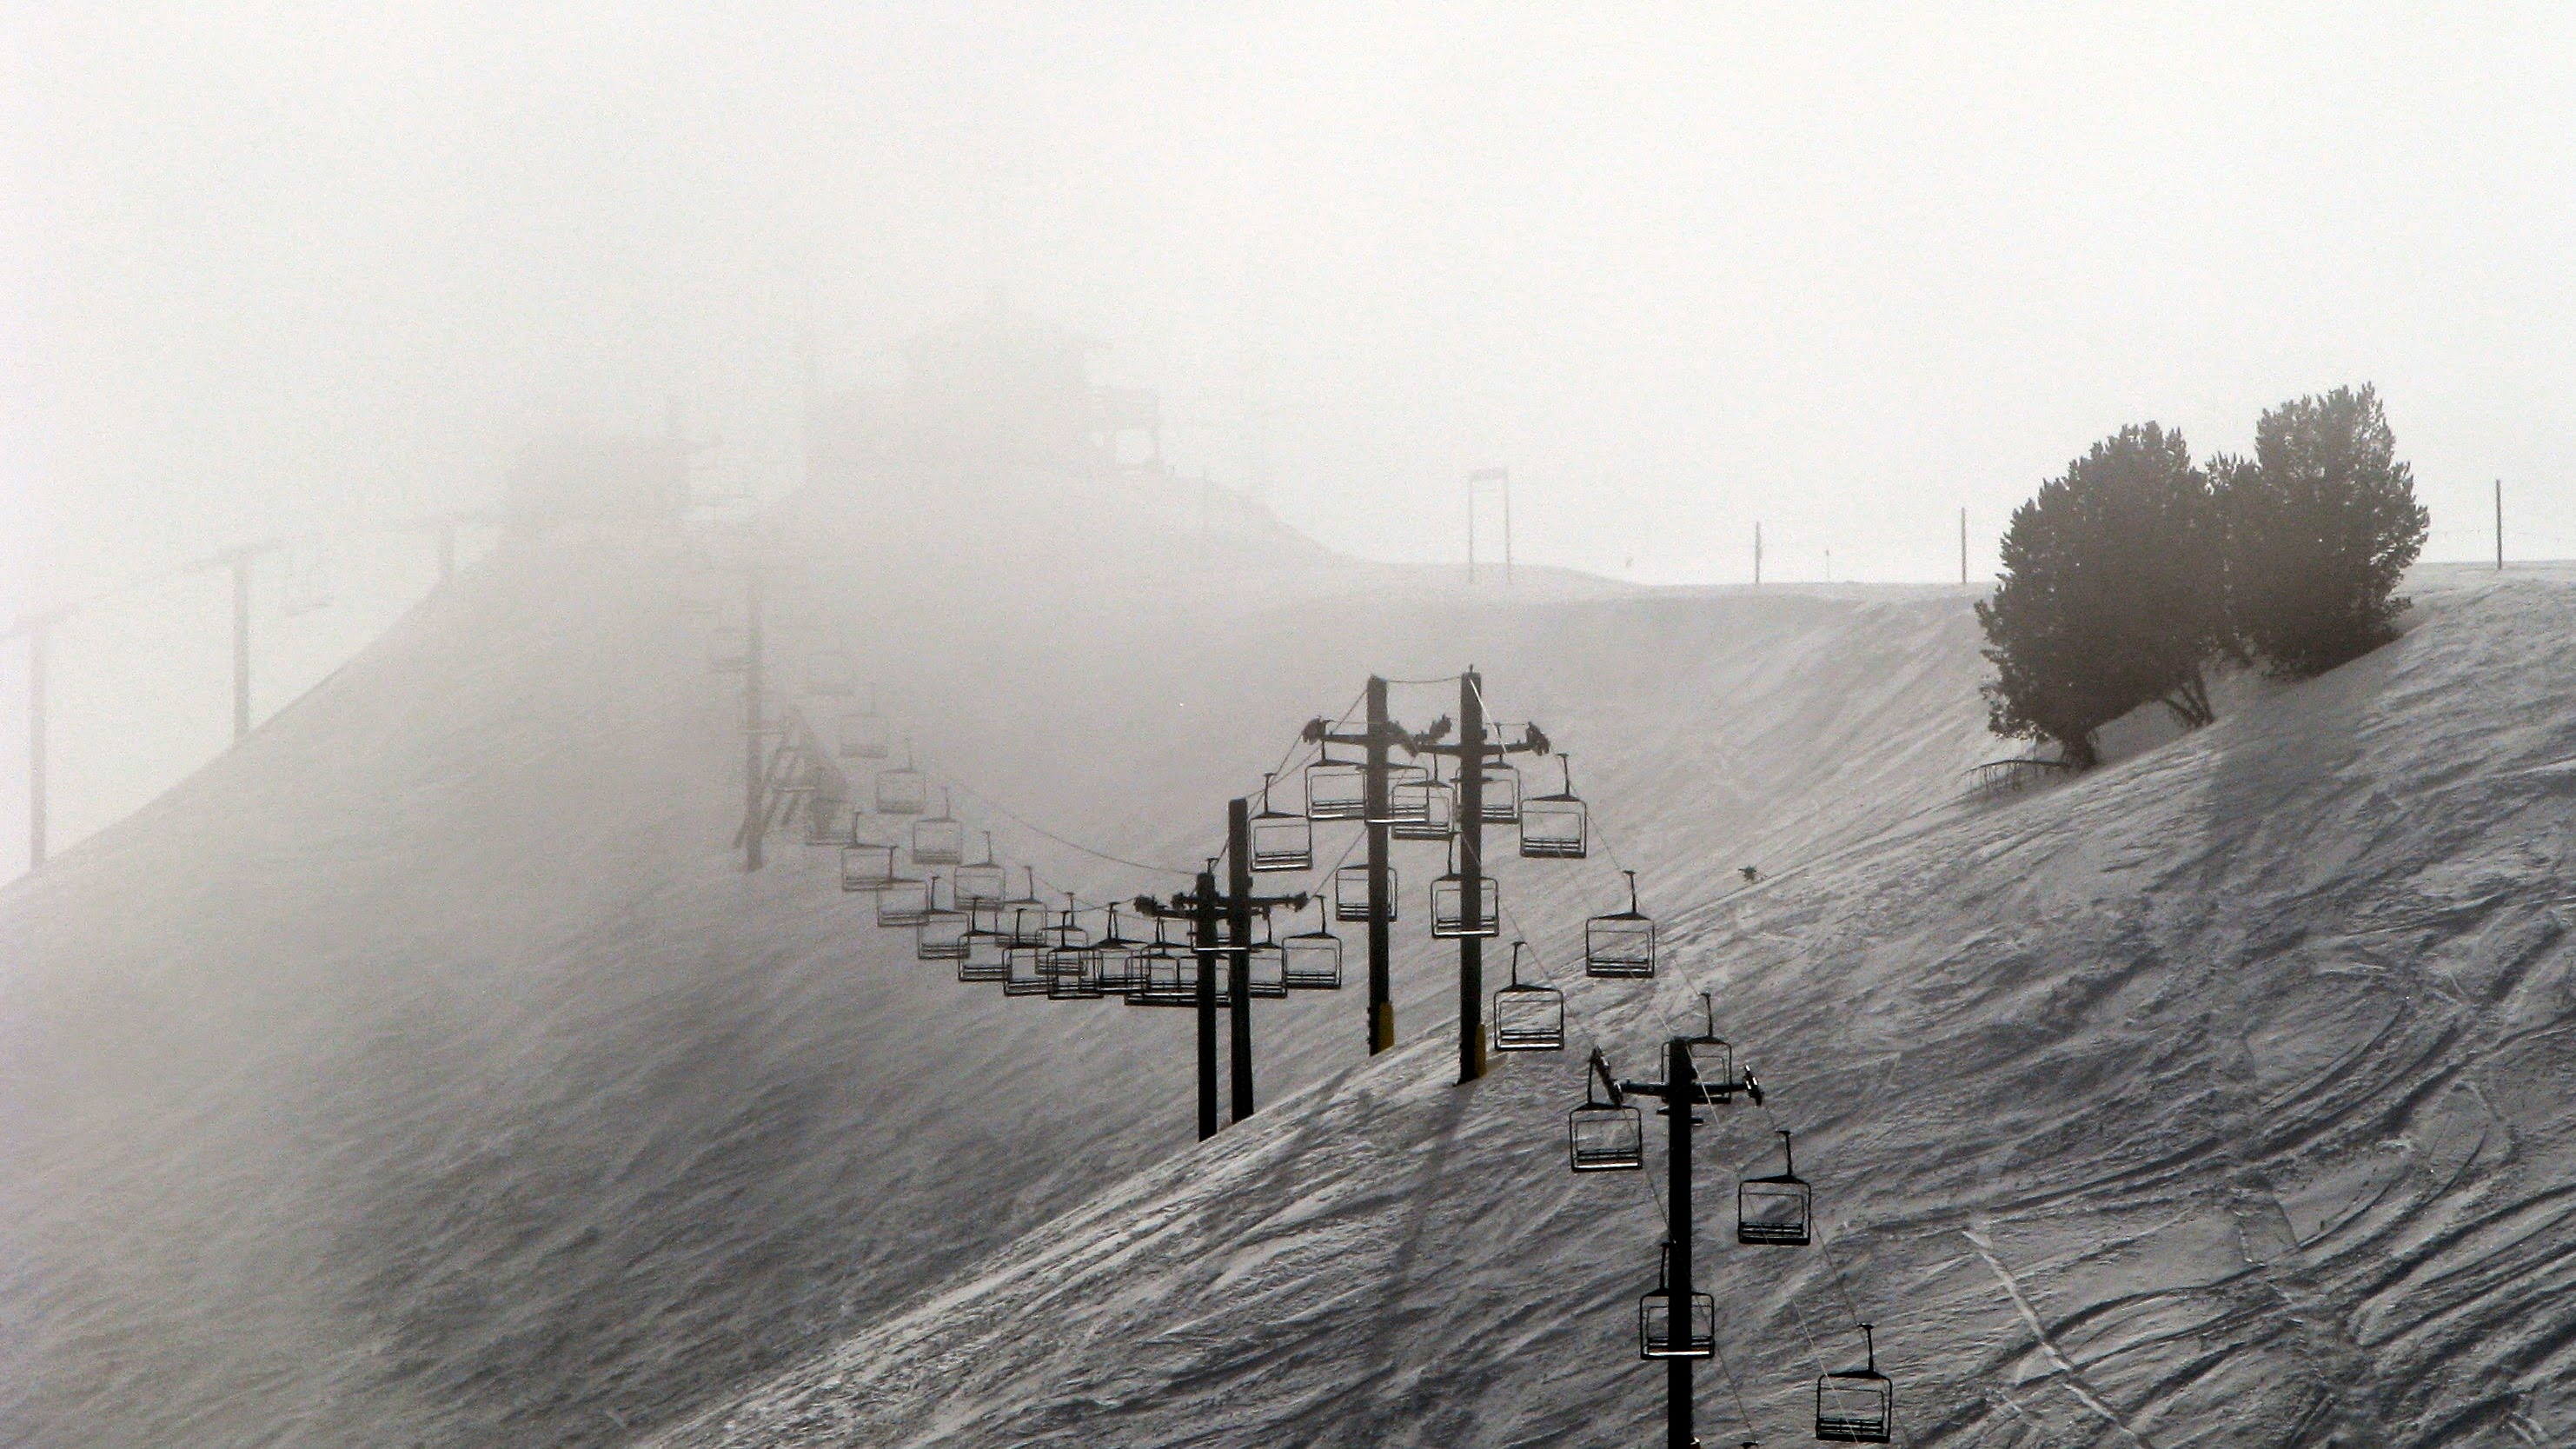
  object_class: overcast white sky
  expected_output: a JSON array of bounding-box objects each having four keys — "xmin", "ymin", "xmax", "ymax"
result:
[{"xmin": 8, "ymin": 1, "xmax": 2575, "ymax": 609}]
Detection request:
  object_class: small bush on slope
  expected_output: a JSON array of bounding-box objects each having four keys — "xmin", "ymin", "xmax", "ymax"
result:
[
  {"xmin": 1975, "ymin": 422, "xmax": 2228, "ymax": 768},
  {"xmin": 2217, "ymin": 384, "xmax": 2430, "ymax": 677}
]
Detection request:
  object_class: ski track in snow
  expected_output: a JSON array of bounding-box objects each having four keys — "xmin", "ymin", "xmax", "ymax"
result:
[{"xmin": 6, "ymin": 491, "xmax": 2574, "ymax": 1449}]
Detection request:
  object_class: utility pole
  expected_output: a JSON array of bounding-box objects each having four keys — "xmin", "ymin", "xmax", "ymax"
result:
[
  {"xmin": 27, "ymin": 621, "xmax": 48, "ymax": 869},
  {"xmin": 742, "ymin": 566, "xmax": 767, "ymax": 871},
  {"xmin": 231, "ymin": 550, "xmax": 253, "ymax": 743},
  {"xmin": 1227, "ymin": 797, "xmax": 1256, "ymax": 1122}
]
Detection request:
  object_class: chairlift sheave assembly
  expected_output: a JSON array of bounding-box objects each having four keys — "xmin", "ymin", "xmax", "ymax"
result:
[
  {"xmin": 1490, "ymin": 941, "xmax": 1565, "ymax": 1053},
  {"xmin": 1584, "ymin": 869, "xmax": 1657, "ymax": 979}
]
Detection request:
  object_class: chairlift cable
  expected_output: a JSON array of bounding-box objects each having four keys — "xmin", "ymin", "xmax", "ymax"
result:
[{"xmin": 1710, "ymin": 1333, "xmax": 1764, "ymax": 1447}]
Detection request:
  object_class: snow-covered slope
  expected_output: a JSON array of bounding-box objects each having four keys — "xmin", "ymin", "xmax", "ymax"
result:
[
  {"xmin": 646, "ymin": 569, "xmax": 2576, "ymax": 1449},
  {"xmin": 0, "ymin": 499, "xmax": 2007, "ymax": 1448}
]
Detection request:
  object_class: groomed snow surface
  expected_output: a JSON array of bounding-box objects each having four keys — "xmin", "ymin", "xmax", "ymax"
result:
[{"xmin": 5, "ymin": 493, "xmax": 2572, "ymax": 1448}]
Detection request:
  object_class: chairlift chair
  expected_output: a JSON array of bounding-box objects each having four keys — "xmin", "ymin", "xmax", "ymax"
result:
[
  {"xmin": 1305, "ymin": 752, "xmax": 1366, "ymax": 821},
  {"xmin": 1568, "ymin": 1049, "xmax": 1644, "ymax": 1172},
  {"xmin": 1637, "ymin": 1243, "xmax": 1717, "ymax": 1359},
  {"xmin": 839, "ymin": 704, "xmax": 892, "ymax": 760},
  {"xmin": 1430, "ymin": 839, "xmax": 1502, "ymax": 940},
  {"xmin": 953, "ymin": 834, "xmax": 1006, "ymax": 906},
  {"xmin": 912, "ymin": 789, "xmax": 966, "ymax": 866},
  {"xmin": 1584, "ymin": 870, "xmax": 1657, "ymax": 979},
  {"xmin": 1047, "ymin": 909, "xmax": 1105, "ymax": 999},
  {"xmin": 803, "ymin": 648, "xmax": 858, "ymax": 697},
  {"xmin": 1092, "ymin": 907, "xmax": 1145, "ymax": 993},
  {"xmin": 1367, "ymin": 763, "xmax": 1434, "ymax": 824},
  {"xmin": 997, "ymin": 868, "xmax": 1050, "ymax": 947},
  {"xmin": 708, "ymin": 624, "xmax": 750, "ymax": 674},
  {"xmin": 1681, "ymin": 994, "xmax": 1736, "ymax": 1105},
  {"xmin": 1333, "ymin": 863, "xmax": 1395, "ymax": 923},
  {"xmin": 1282, "ymin": 899, "xmax": 1344, "ymax": 990},
  {"xmin": 805, "ymin": 794, "xmax": 849, "ymax": 847},
  {"xmin": 1250, "ymin": 774, "xmax": 1313, "ymax": 872},
  {"xmin": 1477, "ymin": 756, "xmax": 1522, "ymax": 824},
  {"xmin": 914, "ymin": 878, "xmax": 971, "ymax": 961},
  {"xmin": 1125, "ymin": 921, "xmax": 1201, "ymax": 1007},
  {"xmin": 1002, "ymin": 942, "xmax": 1052, "ymax": 996},
  {"xmin": 1738, "ymin": 1129, "xmax": 1814, "ymax": 1247},
  {"xmin": 1519, "ymin": 754, "xmax": 1590, "ymax": 860},
  {"xmin": 840, "ymin": 843, "xmax": 901, "ymax": 893},
  {"xmin": 1816, "ymin": 1325, "xmax": 1894, "ymax": 1443},
  {"xmin": 1490, "ymin": 942, "xmax": 1565, "ymax": 1052},
  {"xmin": 875, "ymin": 743, "xmax": 928, "ymax": 815},
  {"xmin": 1389, "ymin": 764, "xmax": 1455, "ymax": 841},
  {"xmin": 957, "ymin": 922, "xmax": 1009, "ymax": 983},
  {"xmin": 875, "ymin": 874, "xmax": 932, "ymax": 928},
  {"xmin": 1242, "ymin": 921, "xmax": 1289, "ymax": 999}
]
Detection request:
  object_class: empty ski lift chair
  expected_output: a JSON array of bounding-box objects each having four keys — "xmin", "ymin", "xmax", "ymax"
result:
[
  {"xmin": 1681, "ymin": 994, "xmax": 1738, "ymax": 1106},
  {"xmin": 803, "ymin": 648, "xmax": 857, "ymax": 697},
  {"xmin": 1305, "ymin": 752, "xmax": 1366, "ymax": 821},
  {"xmin": 1637, "ymin": 1243, "xmax": 1716, "ymax": 1359},
  {"xmin": 957, "ymin": 921, "xmax": 1009, "ymax": 983},
  {"xmin": 953, "ymin": 834, "xmax": 1006, "ymax": 906},
  {"xmin": 805, "ymin": 792, "xmax": 849, "ymax": 847},
  {"xmin": 841, "ymin": 843, "xmax": 900, "ymax": 893},
  {"xmin": 912, "ymin": 790, "xmax": 966, "ymax": 866},
  {"xmin": 1490, "ymin": 942, "xmax": 1565, "ymax": 1052},
  {"xmin": 708, "ymin": 624, "xmax": 749, "ymax": 674},
  {"xmin": 1002, "ymin": 941, "xmax": 1052, "ymax": 996},
  {"xmin": 997, "ymin": 869, "xmax": 1050, "ymax": 947},
  {"xmin": 1388, "ymin": 763, "xmax": 1455, "ymax": 841},
  {"xmin": 1738, "ymin": 1129, "xmax": 1813, "ymax": 1246},
  {"xmin": 915, "ymin": 878, "xmax": 971, "ymax": 961},
  {"xmin": 1235, "ymin": 919, "xmax": 1289, "ymax": 1000},
  {"xmin": 1519, "ymin": 754, "xmax": 1590, "ymax": 860},
  {"xmin": 1370, "ymin": 762, "xmax": 1433, "ymax": 824},
  {"xmin": 1816, "ymin": 1326, "xmax": 1894, "ymax": 1443},
  {"xmin": 1250, "ymin": 774, "xmax": 1313, "ymax": 872},
  {"xmin": 1282, "ymin": 899, "xmax": 1344, "ymax": 990},
  {"xmin": 1092, "ymin": 907, "xmax": 1145, "ymax": 993},
  {"xmin": 1125, "ymin": 921, "xmax": 1200, "ymax": 1007},
  {"xmin": 1568, "ymin": 1049, "xmax": 1644, "ymax": 1172},
  {"xmin": 1334, "ymin": 862, "xmax": 1395, "ymax": 923},
  {"xmin": 1584, "ymin": 870, "xmax": 1657, "ymax": 979},
  {"xmin": 1430, "ymin": 839, "xmax": 1501, "ymax": 940},
  {"xmin": 1478, "ymin": 754, "xmax": 1522, "ymax": 824},
  {"xmin": 839, "ymin": 701, "xmax": 891, "ymax": 760},
  {"xmin": 876, "ymin": 872, "xmax": 932, "ymax": 928},
  {"xmin": 875, "ymin": 744, "xmax": 928, "ymax": 815},
  {"xmin": 1045, "ymin": 898, "xmax": 1103, "ymax": 997}
]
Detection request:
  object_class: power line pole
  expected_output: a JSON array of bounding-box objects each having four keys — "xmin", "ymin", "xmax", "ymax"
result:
[
  {"xmin": 742, "ymin": 566, "xmax": 767, "ymax": 872},
  {"xmin": 231, "ymin": 550, "xmax": 253, "ymax": 744},
  {"xmin": 27, "ymin": 622, "xmax": 47, "ymax": 869}
]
